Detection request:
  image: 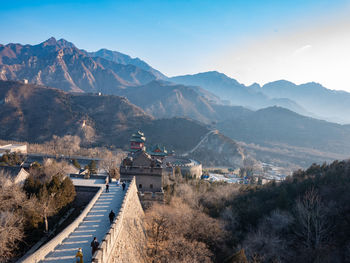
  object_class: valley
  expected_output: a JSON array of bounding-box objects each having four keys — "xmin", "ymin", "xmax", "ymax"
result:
[
  {"xmin": 1, "ymin": 37, "xmax": 350, "ymax": 170},
  {"xmin": 2, "ymin": 1, "xmax": 350, "ymax": 261}
]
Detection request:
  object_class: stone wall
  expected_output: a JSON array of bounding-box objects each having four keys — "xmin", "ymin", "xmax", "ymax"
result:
[
  {"xmin": 92, "ymin": 177, "xmax": 147, "ymax": 263},
  {"xmin": 20, "ymin": 187, "xmax": 103, "ymax": 263},
  {"xmin": 179, "ymin": 163, "xmax": 202, "ymax": 179}
]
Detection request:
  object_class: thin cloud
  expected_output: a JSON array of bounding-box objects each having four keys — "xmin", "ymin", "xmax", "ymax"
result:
[{"xmin": 293, "ymin": 44, "xmax": 312, "ymax": 56}]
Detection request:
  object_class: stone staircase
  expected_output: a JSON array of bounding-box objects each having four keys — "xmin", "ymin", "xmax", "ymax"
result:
[{"xmin": 37, "ymin": 183, "xmax": 127, "ymax": 263}]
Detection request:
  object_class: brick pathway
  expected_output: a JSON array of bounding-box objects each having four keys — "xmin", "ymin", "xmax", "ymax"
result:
[{"xmin": 40, "ymin": 181, "xmax": 127, "ymax": 263}]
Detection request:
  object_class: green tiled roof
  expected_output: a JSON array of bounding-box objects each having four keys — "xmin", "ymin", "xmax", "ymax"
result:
[
  {"xmin": 148, "ymin": 144, "xmax": 168, "ymax": 156},
  {"xmin": 130, "ymin": 130, "xmax": 146, "ymax": 142},
  {"xmin": 130, "ymin": 138, "xmax": 145, "ymax": 142}
]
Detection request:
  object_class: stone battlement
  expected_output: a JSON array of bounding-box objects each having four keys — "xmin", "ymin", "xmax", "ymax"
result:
[
  {"xmin": 19, "ymin": 187, "xmax": 104, "ymax": 263},
  {"xmin": 92, "ymin": 177, "xmax": 147, "ymax": 263}
]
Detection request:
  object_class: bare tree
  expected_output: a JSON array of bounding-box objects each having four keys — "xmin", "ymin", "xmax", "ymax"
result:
[
  {"xmin": 0, "ymin": 211, "xmax": 24, "ymax": 261},
  {"xmin": 99, "ymin": 150, "xmax": 125, "ymax": 178},
  {"xmin": 0, "ymin": 173, "xmax": 28, "ymax": 261},
  {"xmin": 294, "ymin": 188, "xmax": 330, "ymax": 250},
  {"xmin": 243, "ymin": 210, "xmax": 293, "ymax": 262},
  {"xmin": 37, "ymin": 186, "xmax": 57, "ymax": 233},
  {"xmin": 51, "ymin": 135, "xmax": 81, "ymax": 156},
  {"xmin": 42, "ymin": 158, "xmax": 72, "ymax": 181},
  {"xmin": 145, "ymin": 203, "xmax": 172, "ymax": 261},
  {"xmin": 144, "ymin": 197, "xmax": 223, "ymax": 263}
]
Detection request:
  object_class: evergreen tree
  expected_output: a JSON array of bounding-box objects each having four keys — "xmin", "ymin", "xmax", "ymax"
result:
[
  {"xmin": 72, "ymin": 159, "xmax": 81, "ymax": 169},
  {"xmin": 88, "ymin": 160, "xmax": 97, "ymax": 174}
]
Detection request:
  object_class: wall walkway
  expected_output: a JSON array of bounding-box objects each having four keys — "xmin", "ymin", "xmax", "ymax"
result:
[
  {"xmin": 20, "ymin": 180, "xmax": 127, "ymax": 263},
  {"xmin": 92, "ymin": 178, "xmax": 147, "ymax": 263}
]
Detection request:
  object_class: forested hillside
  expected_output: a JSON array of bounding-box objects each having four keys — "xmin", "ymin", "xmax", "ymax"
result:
[
  {"xmin": 147, "ymin": 159, "xmax": 350, "ymax": 263},
  {"xmin": 0, "ymin": 80, "xmax": 245, "ymax": 167}
]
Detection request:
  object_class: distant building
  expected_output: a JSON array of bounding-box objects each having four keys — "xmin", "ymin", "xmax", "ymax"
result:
[
  {"xmin": 0, "ymin": 144, "xmax": 27, "ymax": 156},
  {"xmin": 147, "ymin": 144, "xmax": 168, "ymax": 159},
  {"xmin": 130, "ymin": 131, "xmax": 146, "ymax": 152},
  {"xmin": 0, "ymin": 166, "xmax": 29, "ymax": 184},
  {"xmin": 121, "ymin": 150, "xmax": 173, "ymax": 193},
  {"xmin": 120, "ymin": 131, "xmax": 202, "ymax": 205},
  {"xmin": 164, "ymin": 156, "xmax": 202, "ymax": 179}
]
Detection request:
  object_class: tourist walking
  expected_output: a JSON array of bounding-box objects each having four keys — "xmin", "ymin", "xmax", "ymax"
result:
[
  {"xmin": 122, "ymin": 181, "xmax": 126, "ymax": 191},
  {"xmin": 106, "ymin": 183, "xmax": 109, "ymax": 192},
  {"xmin": 75, "ymin": 248, "xmax": 83, "ymax": 263},
  {"xmin": 109, "ymin": 209, "xmax": 115, "ymax": 224},
  {"xmin": 91, "ymin": 237, "xmax": 100, "ymax": 256}
]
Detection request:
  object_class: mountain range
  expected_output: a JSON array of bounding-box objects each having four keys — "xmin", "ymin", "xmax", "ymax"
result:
[
  {"xmin": 170, "ymin": 72, "xmax": 312, "ymax": 116},
  {"xmin": 171, "ymin": 71, "xmax": 350, "ymax": 124},
  {"xmin": 0, "ymin": 80, "xmax": 246, "ymax": 167},
  {"xmin": 0, "ymin": 37, "xmax": 157, "ymax": 93},
  {"xmin": 1, "ymin": 37, "xmax": 350, "ymax": 168},
  {"xmin": 261, "ymin": 80, "xmax": 350, "ymax": 124},
  {"xmin": 86, "ymin": 48, "xmax": 167, "ymax": 80},
  {"xmin": 2, "ymin": 37, "xmax": 349, "ymax": 124}
]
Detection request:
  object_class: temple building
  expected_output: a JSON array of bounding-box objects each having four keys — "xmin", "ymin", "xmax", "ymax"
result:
[
  {"xmin": 120, "ymin": 131, "xmax": 202, "ymax": 204},
  {"xmin": 120, "ymin": 150, "xmax": 173, "ymax": 193},
  {"xmin": 130, "ymin": 131, "xmax": 146, "ymax": 152},
  {"xmin": 147, "ymin": 144, "xmax": 168, "ymax": 160}
]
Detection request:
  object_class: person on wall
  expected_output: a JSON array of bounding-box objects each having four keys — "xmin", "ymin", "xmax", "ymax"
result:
[
  {"xmin": 91, "ymin": 237, "xmax": 100, "ymax": 256},
  {"xmin": 76, "ymin": 248, "xmax": 83, "ymax": 263},
  {"xmin": 109, "ymin": 210, "xmax": 115, "ymax": 224}
]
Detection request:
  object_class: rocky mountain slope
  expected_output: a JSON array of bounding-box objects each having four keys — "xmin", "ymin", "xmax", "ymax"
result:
[
  {"xmin": 170, "ymin": 71, "xmax": 310, "ymax": 116},
  {"xmin": 87, "ymin": 48, "xmax": 167, "ymax": 80},
  {"xmin": 0, "ymin": 80, "xmax": 153, "ymax": 145},
  {"xmin": 119, "ymin": 80, "xmax": 222, "ymax": 123},
  {"xmin": 171, "ymin": 71, "xmax": 350, "ymax": 124},
  {"xmin": 0, "ymin": 38, "xmax": 157, "ymax": 93},
  {"xmin": 1, "ymin": 38, "xmax": 349, "ymax": 168},
  {"xmin": 0, "ymin": 80, "xmax": 245, "ymax": 167},
  {"xmin": 188, "ymin": 130, "xmax": 245, "ymax": 167}
]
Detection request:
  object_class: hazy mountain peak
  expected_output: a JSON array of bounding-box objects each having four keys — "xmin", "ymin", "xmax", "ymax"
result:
[
  {"xmin": 172, "ymin": 71, "xmax": 242, "ymax": 87},
  {"xmin": 40, "ymin": 37, "xmax": 76, "ymax": 49},
  {"xmin": 248, "ymin": 82, "xmax": 261, "ymax": 89},
  {"xmin": 89, "ymin": 48, "xmax": 167, "ymax": 79},
  {"xmin": 193, "ymin": 71, "xmax": 236, "ymax": 81},
  {"xmin": 265, "ymin": 79, "xmax": 296, "ymax": 87},
  {"xmin": 56, "ymin": 38, "xmax": 76, "ymax": 49},
  {"xmin": 200, "ymin": 70, "xmax": 224, "ymax": 76},
  {"xmin": 42, "ymin": 37, "xmax": 57, "ymax": 45},
  {"xmin": 94, "ymin": 48, "xmax": 128, "ymax": 58}
]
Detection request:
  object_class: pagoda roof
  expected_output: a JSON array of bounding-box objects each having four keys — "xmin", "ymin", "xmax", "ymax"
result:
[
  {"xmin": 148, "ymin": 144, "xmax": 168, "ymax": 156},
  {"xmin": 130, "ymin": 137, "xmax": 145, "ymax": 142},
  {"xmin": 130, "ymin": 130, "xmax": 146, "ymax": 142}
]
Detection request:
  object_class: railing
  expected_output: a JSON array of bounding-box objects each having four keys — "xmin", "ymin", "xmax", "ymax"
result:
[{"xmin": 92, "ymin": 177, "xmax": 137, "ymax": 263}]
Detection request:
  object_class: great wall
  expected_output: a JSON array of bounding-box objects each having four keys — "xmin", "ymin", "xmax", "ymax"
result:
[
  {"xmin": 18, "ymin": 130, "xmax": 201, "ymax": 263},
  {"xmin": 19, "ymin": 177, "xmax": 146, "ymax": 263}
]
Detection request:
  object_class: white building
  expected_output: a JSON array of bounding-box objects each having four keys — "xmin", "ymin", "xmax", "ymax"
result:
[
  {"xmin": 0, "ymin": 144, "xmax": 27, "ymax": 156},
  {"xmin": 0, "ymin": 166, "xmax": 29, "ymax": 185}
]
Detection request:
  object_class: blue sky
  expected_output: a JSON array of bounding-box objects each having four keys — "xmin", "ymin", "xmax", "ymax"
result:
[{"xmin": 1, "ymin": 0, "xmax": 349, "ymax": 90}]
